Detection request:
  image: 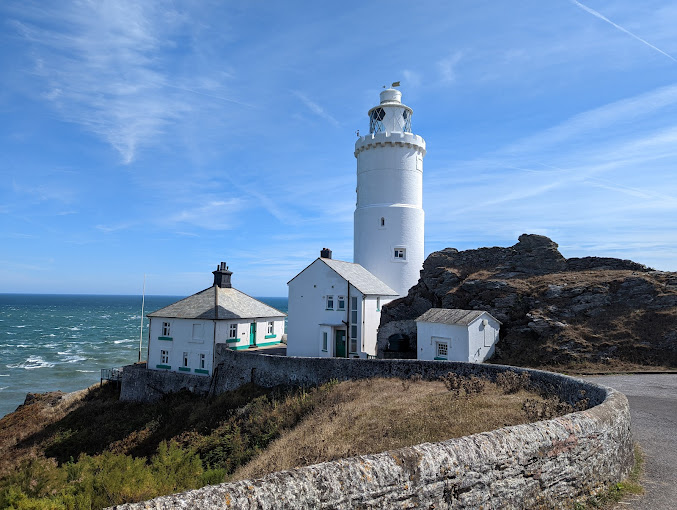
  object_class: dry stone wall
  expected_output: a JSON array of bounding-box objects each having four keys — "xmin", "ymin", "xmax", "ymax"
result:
[{"xmin": 117, "ymin": 350, "xmax": 633, "ymax": 509}]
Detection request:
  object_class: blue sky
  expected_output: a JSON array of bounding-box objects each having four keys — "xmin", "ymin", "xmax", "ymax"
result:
[{"xmin": 1, "ymin": 1, "xmax": 676, "ymax": 297}]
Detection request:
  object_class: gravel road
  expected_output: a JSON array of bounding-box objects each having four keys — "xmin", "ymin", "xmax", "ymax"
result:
[{"xmin": 584, "ymin": 374, "xmax": 677, "ymax": 509}]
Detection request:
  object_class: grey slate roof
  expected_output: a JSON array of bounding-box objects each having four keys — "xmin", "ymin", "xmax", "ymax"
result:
[
  {"xmin": 320, "ymin": 258, "xmax": 398, "ymax": 296},
  {"xmin": 147, "ymin": 286, "xmax": 286, "ymax": 320},
  {"xmin": 415, "ymin": 308, "xmax": 501, "ymax": 326}
]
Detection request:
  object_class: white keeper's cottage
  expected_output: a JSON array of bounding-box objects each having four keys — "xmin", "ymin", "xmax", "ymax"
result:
[
  {"xmin": 287, "ymin": 250, "xmax": 398, "ymax": 358},
  {"xmin": 287, "ymin": 85, "xmax": 426, "ymax": 358},
  {"xmin": 416, "ymin": 309, "xmax": 501, "ymax": 363},
  {"xmin": 147, "ymin": 262, "xmax": 286, "ymax": 376}
]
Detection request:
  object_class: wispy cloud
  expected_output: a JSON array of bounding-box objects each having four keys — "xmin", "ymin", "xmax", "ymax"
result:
[
  {"xmin": 96, "ymin": 223, "xmax": 133, "ymax": 233},
  {"xmin": 8, "ymin": 1, "xmax": 238, "ymax": 164},
  {"xmin": 437, "ymin": 51, "xmax": 464, "ymax": 84},
  {"xmin": 569, "ymin": 0, "xmax": 677, "ymax": 63},
  {"xmin": 292, "ymin": 91, "xmax": 340, "ymax": 127},
  {"xmin": 169, "ymin": 198, "xmax": 244, "ymax": 230}
]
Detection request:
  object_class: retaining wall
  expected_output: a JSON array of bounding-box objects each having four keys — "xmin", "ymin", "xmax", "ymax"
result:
[{"xmin": 116, "ymin": 349, "xmax": 634, "ymax": 509}]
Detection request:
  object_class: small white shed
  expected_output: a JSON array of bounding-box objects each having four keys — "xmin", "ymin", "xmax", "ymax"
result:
[{"xmin": 415, "ymin": 308, "xmax": 501, "ymax": 363}]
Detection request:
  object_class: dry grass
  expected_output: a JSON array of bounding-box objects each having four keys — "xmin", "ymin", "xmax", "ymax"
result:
[
  {"xmin": 232, "ymin": 377, "xmax": 553, "ymax": 481},
  {"xmin": 0, "ymin": 387, "xmax": 91, "ymax": 477}
]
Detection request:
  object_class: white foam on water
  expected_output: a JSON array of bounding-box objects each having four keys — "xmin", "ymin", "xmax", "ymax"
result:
[
  {"xmin": 8, "ymin": 356, "xmax": 55, "ymax": 370},
  {"xmin": 114, "ymin": 339, "xmax": 135, "ymax": 344},
  {"xmin": 13, "ymin": 325, "xmax": 27, "ymax": 328},
  {"xmin": 61, "ymin": 354, "xmax": 87, "ymax": 363},
  {"xmin": 76, "ymin": 370, "xmax": 97, "ymax": 373},
  {"xmin": 68, "ymin": 327, "xmax": 81, "ymax": 331},
  {"xmin": 0, "ymin": 374, "xmax": 9, "ymax": 377},
  {"xmin": 0, "ymin": 387, "xmax": 8, "ymax": 391}
]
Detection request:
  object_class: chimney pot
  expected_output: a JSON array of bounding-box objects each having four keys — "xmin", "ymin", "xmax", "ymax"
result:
[{"xmin": 320, "ymin": 248, "xmax": 332, "ymax": 259}]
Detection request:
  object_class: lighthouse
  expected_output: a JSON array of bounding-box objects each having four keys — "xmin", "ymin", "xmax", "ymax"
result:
[{"xmin": 353, "ymin": 87, "xmax": 426, "ymax": 297}]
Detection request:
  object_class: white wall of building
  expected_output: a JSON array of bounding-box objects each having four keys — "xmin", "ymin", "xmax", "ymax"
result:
[
  {"xmin": 417, "ymin": 322, "xmax": 468, "ymax": 362},
  {"xmin": 148, "ymin": 317, "xmax": 215, "ymax": 375},
  {"xmin": 288, "ymin": 259, "xmax": 370, "ymax": 358},
  {"xmin": 214, "ymin": 318, "xmax": 285, "ymax": 351},
  {"xmin": 148, "ymin": 315, "xmax": 285, "ymax": 375},
  {"xmin": 362, "ymin": 296, "xmax": 393, "ymax": 356},
  {"xmin": 467, "ymin": 316, "xmax": 500, "ymax": 362},
  {"xmin": 416, "ymin": 314, "xmax": 500, "ymax": 363}
]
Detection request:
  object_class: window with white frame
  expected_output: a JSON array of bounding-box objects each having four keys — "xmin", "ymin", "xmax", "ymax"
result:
[
  {"xmin": 394, "ymin": 248, "xmax": 406, "ymax": 260},
  {"xmin": 229, "ymin": 324, "xmax": 237, "ymax": 339},
  {"xmin": 199, "ymin": 353, "xmax": 206, "ymax": 369},
  {"xmin": 322, "ymin": 331, "xmax": 328, "ymax": 352},
  {"xmin": 267, "ymin": 321, "xmax": 274, "ymax": 335},
  {"xmin": 162, "ymin": 322, "xmax": 171, "ymax": 336},
  {"xmin": 337, "ymin": 296, "xmax": 345, "ymax": 310},
  {"xmin": 436, "ymin": 341, "xmax": 448, "ymax": 359},
  {"xmin": 182, "ymin": 352, "xmax": 189, "ymax": 367},
  {"xmin": 161, "ymin": 350, "xmax": 169, "ymax": 364},
  {"xmin": 326, "ymin": 295, "xmax": 334, "ymax": 310}
]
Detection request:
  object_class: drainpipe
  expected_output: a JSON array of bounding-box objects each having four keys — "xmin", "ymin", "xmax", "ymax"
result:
[
  {"xmin": 342, "ymin": 280, "xmax": 350, "ymax": 358},
  {"xmin": 213, "ymin": 286, "xmax": 218, "ymax": 374}
]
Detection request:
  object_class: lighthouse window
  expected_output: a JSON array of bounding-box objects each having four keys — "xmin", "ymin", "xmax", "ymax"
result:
[
  {"xmin": 380, "ymin": 217, "xmax": 385, "ymax": 227},
  {"xmin": 369, "ymin": 107, "xmax": 386, "ymax": 133},
  {"xmin": 394, "ymin": 248, "xmax": 406, "ymax": 260},
  {"xmin": 403, "ymin": 110, "xmax": 412, "ymax": 132}
]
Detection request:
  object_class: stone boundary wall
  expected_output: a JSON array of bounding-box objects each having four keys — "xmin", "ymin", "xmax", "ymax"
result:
[{"xmin": 117, "ymin": 349, "xmax": 633, "ymax": 509}]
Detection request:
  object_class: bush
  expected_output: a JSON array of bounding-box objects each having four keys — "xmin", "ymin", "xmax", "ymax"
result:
[
  {"xmin": 440, "ymin": 373, "xmax": 486, "ymax": 397},
  {"xmin": 496, "ymin": 371, "xmax": 531, "ymax": 394}
]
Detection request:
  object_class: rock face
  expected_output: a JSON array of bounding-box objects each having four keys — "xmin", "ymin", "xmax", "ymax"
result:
[{"xmin": 380, "ymin": 234, "xmax": 677, "ymax": 367}]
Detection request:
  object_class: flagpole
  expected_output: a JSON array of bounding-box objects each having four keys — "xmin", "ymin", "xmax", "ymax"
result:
[{"xmin": 138, "ymin": 274, "xmax": 146, "ymax": 362}]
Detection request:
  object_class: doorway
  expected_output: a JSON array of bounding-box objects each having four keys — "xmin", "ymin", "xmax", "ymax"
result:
[
  {"xmin": 334, "ymin": 329, "xmax": 346, "ymax": 358},
  {"xmin": 249, "ymin": 322, "xmax": 257, "ymax": 347}
]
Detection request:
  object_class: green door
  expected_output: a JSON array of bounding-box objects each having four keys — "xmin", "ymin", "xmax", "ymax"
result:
[
  {"xmin": 249, "ymin": 322, "xmax": 257, "ymax": 347},
  {"xmin": 335, "ymin": 330, "xmax": 346, "ymax": 358}
]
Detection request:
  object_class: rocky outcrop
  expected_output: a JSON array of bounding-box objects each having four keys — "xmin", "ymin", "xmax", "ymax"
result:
[{"xmin": 380, "ymin": 234, "xmax": 677, "ymax": 367}]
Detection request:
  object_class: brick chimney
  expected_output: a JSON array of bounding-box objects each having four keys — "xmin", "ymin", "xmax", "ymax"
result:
[
  {"xmin": 320, "ymin": 247, "xmax": 332, "ymax": 259},
  {"xmin": 213, "ymin": 262, "xmax": 232, "ymax": 288}
]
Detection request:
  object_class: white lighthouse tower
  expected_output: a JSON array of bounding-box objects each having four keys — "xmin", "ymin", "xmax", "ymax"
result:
[{"xmin": 354, "ymin": 87, "xmax": 426, "ymax": 297}]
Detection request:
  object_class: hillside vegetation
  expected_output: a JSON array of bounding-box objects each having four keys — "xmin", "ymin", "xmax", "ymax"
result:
[
  {"xmin": 0, "ymin": 373, "xmax": 565, "ymax": 509},
  {"xmin": 381, "ymin": 234, "xmax": 677, "ymax": 370}
]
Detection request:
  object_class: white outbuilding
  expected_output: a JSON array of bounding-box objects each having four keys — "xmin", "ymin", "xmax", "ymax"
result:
[
  {"xmin": 146, "ymin": 262, "xmax": 286, "ymax": 376},
  {"xmin": 287, "ymin": 249, "xmax": 398, "ymax": 358},
  {"xmin": 415, "ymin": 308, "xmax": 501, "ymax": 363}
]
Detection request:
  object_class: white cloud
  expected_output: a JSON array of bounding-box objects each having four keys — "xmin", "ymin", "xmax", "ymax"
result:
[
  {"xmin": 292, "ymin": 91, "xmax": 340, "ymax": 127},
  {"xmin": 437, "ymin": 51, "xmax": 464, "ymax": 84},
  {"xmin": 9, "ymin": 1, "xmax": 235, "ymax": 164},
  {"xmin": 169, "ymin": 198, "xmax": 244, "ymax": 230}
]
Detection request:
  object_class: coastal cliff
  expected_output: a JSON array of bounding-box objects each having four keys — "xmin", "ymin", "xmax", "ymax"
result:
[{"xmin": 379, "ymin": 234, "xmax": 677, "ymax": 368}]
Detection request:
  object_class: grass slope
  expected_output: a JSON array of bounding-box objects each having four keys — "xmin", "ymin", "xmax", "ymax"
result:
[{"xmin": 0, "ymin": 374, "xmax": 566, "ymax": 509}]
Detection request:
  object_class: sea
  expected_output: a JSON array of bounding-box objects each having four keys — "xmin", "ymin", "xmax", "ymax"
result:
[{"xmin": 0, "ymin": 294, "xmax": 288, "ymax": 419}]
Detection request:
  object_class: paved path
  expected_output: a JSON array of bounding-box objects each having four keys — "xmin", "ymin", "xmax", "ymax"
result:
[{"xmin": 584, "ymin": 374, "xmax": 677, "ymax": 509}]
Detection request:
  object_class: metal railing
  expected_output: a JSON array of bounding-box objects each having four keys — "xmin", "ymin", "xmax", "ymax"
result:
[{"xmin": 101, "ymin": 367, "xmax": 123, "ymax": 387}]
